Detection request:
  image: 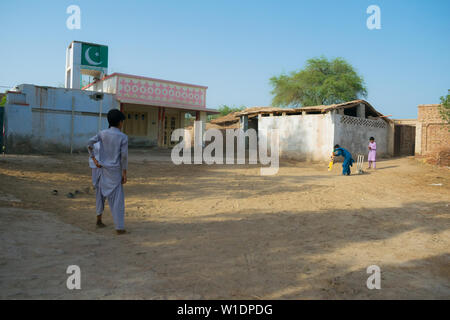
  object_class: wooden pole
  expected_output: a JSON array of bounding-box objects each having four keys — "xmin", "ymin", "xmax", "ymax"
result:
[
  {"xmin": 70, "ymin": 96, "xmax": 74, "ymax": 154},
  {"xmin": 98, "ymin": 99, "xmax": 102, "ymax": 132}
]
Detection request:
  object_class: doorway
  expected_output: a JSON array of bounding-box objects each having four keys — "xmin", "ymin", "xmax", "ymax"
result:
[
  {"xmin": 164, "ymin": 113, "xmax": 179, "ymax": 147},
  {"xmin": 394, "ymin": 125, "xmax": 416, "ymax": 156}
]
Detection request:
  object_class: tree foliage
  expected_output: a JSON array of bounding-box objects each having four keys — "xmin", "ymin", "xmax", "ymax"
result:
[
  {"xmin": 217, "ymin": 105, "xmax": 245, "ymax": 116},
  {"xmin": 0, "ymin": 93, "xmax": 6, "ymax": 107},
  {"xmin": 439, "ymin": 90, "xmax": 450, "ymax": 123},
  {"xmin": 208, "ymin": 105, "xmax": 245, "ymax": 121},
  {"xmin": 270, "ymin": 57, "xmax": 367, "ymax": 107}
]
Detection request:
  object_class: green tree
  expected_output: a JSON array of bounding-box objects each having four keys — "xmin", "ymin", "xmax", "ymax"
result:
[
  {"xmin": 270, "ymin": 56, "xmax": 367, "ymax": 107},
  {"xmin": 439, "ymin": 90, "xmax": 450, "ymax": 123},
  {"xmin": 218, "ymin": 105, "xmax": 245, "ymax": 116},
  {"xmin": 208, "ymin": 105, "xmax": 245, "ymax": 121},
  {"xmin": 0, "ymin": 94, "xmax": 6, "ymax": 107}
]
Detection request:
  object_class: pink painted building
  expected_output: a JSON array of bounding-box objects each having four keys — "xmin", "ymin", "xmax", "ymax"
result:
[{"xmin": 84, "ymin": 72, "xmax": 218, "ymax": 147}]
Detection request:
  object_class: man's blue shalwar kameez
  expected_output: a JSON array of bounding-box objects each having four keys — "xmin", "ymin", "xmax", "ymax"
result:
[{"xmin": 334, "ymin": 147, "xmax": 354, "ymax": 176}]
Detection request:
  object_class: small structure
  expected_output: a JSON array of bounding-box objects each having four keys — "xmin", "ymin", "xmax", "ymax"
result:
[{"xmin": 236, "ymin": 100, "xmax": 394, "ymax": 161}]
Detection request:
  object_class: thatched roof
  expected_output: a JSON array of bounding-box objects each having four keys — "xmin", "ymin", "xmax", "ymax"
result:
[
  {"xmin": 209, "ymin": 111, "xmax": 241, "ymax": 125},
  {"xmin": 235, "ymin": 106, "xmax": 287, "ymax": 117},
  {"xmin": 206, "ymin": 122, "xmax": 240, "ymax": 130},
  {"xmin": 210, "ymin": 106, "xmax": 285, "ymax": 125},
  {"xmin": 185, "ymin": 122, "xmax": 239, "ymax": 133},
  {"xmin": 291, "ymin": 100, "xmax": 384, "ymax": 117},
  {"xmin": 210, "ymin": 100, "xmax": 389, "ymax": 125}
]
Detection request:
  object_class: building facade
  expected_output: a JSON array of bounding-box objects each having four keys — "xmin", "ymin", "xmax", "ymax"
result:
[
  {"xmin": 415, "ymin": 104, "xmax": 450, "ymax": 156},
  {"xmin": 84, "ymin": 73, "xmax": 217, "ymax": 148},
  {"xmin": 238, "ymin": 100, "xmax": 394, "ymax": 161}
]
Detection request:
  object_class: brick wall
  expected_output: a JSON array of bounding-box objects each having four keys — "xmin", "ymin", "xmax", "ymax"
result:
[{"xmin": 416, "ymin": 104, "xmax": 450, "ymax": 156}]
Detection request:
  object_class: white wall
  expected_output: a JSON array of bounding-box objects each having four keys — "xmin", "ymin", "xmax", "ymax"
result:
[
  {"xmin": 333, "ymin": 114, "xmax": 390, "ymax": 158},
  {"xmin": 5, "ymin": 84, "xmax": 118, "ymax": 153},
  {"xmin": 258, "ymin": 113, "xmax": 335, "ymax": 161}
]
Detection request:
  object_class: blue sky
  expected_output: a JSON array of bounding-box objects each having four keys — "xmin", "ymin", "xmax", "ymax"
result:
[{"xmin": 1, "ymin": 0, "xmax": 449, "ymax": 118}]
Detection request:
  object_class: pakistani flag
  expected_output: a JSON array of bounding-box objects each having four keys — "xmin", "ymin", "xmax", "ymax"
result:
[{"xmin": 81, "ymin": 43, "xmax": 108, "ymax": 68}]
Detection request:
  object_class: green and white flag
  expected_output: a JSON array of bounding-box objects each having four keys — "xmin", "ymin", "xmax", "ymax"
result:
[{"xmin": 81, "ymin": 43, "xmax": 108, "ymax": 68}]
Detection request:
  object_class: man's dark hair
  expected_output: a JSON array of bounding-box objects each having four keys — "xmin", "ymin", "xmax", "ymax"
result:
[
  {"xmin": 334, "ymin": 144, "xmax": 340, "ymax": 149},
  {"xmin": 369, "ymin": 137, "xmax": 375, "ymax": 141},
  {"xmin": 107, "ymin": 109, "xmax": 125, "ymax": 128}
]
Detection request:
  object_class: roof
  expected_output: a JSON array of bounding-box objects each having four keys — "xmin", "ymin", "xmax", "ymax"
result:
[
  {"xmin": 236, "ymin": 106, "xmax": 287, "ymax": 117},
  {"xmin": 208, "ymin": 99, "xmax": 397, "ymax": 127},
  {"xmin": 211, "ymin": 100, "xmax": 390, "ymax": 124},
  {"xmin": 209, "ymin": 111, "xmax": 241, "ymax": 125},
  {"xmin": 186, "ymin": 122, "xmax": 240, "ymax": 132},
  {"xmin": 291, "ymin": 100, "xmax": 383, "ymax": 116},
  {"xmin": 210, "ymin": 106, "xmax": 285, "ymax": 125}
]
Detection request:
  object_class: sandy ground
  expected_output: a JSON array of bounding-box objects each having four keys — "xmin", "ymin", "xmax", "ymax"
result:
[{"xmin": 0, "ymin": 150, "xmax": 449, "ymax": 299}]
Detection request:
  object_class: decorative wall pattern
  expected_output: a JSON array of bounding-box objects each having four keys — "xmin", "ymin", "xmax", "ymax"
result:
[
  {"xmin": 116, "ymin": 76, "xmax": 206, "ymax": 108},
  {"xmin": 340, "ymin": 115, "xmax": 387, "ymax": 128}
]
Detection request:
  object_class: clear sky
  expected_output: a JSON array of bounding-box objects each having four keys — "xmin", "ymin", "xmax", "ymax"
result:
[{"xmin": 1, "ymin": 0, "xmax": 449, "ymax": 118}]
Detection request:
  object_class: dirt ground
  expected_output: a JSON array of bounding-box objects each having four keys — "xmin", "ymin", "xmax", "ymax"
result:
[{"xmin": 0, "ymin": 150, "xmax": 449, "ymax": 299}]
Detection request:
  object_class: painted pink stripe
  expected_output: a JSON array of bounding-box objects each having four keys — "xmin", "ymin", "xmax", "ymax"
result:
[{"xmin": 117, "ymin": 95, "xmax": 206, "ymax": 108}]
